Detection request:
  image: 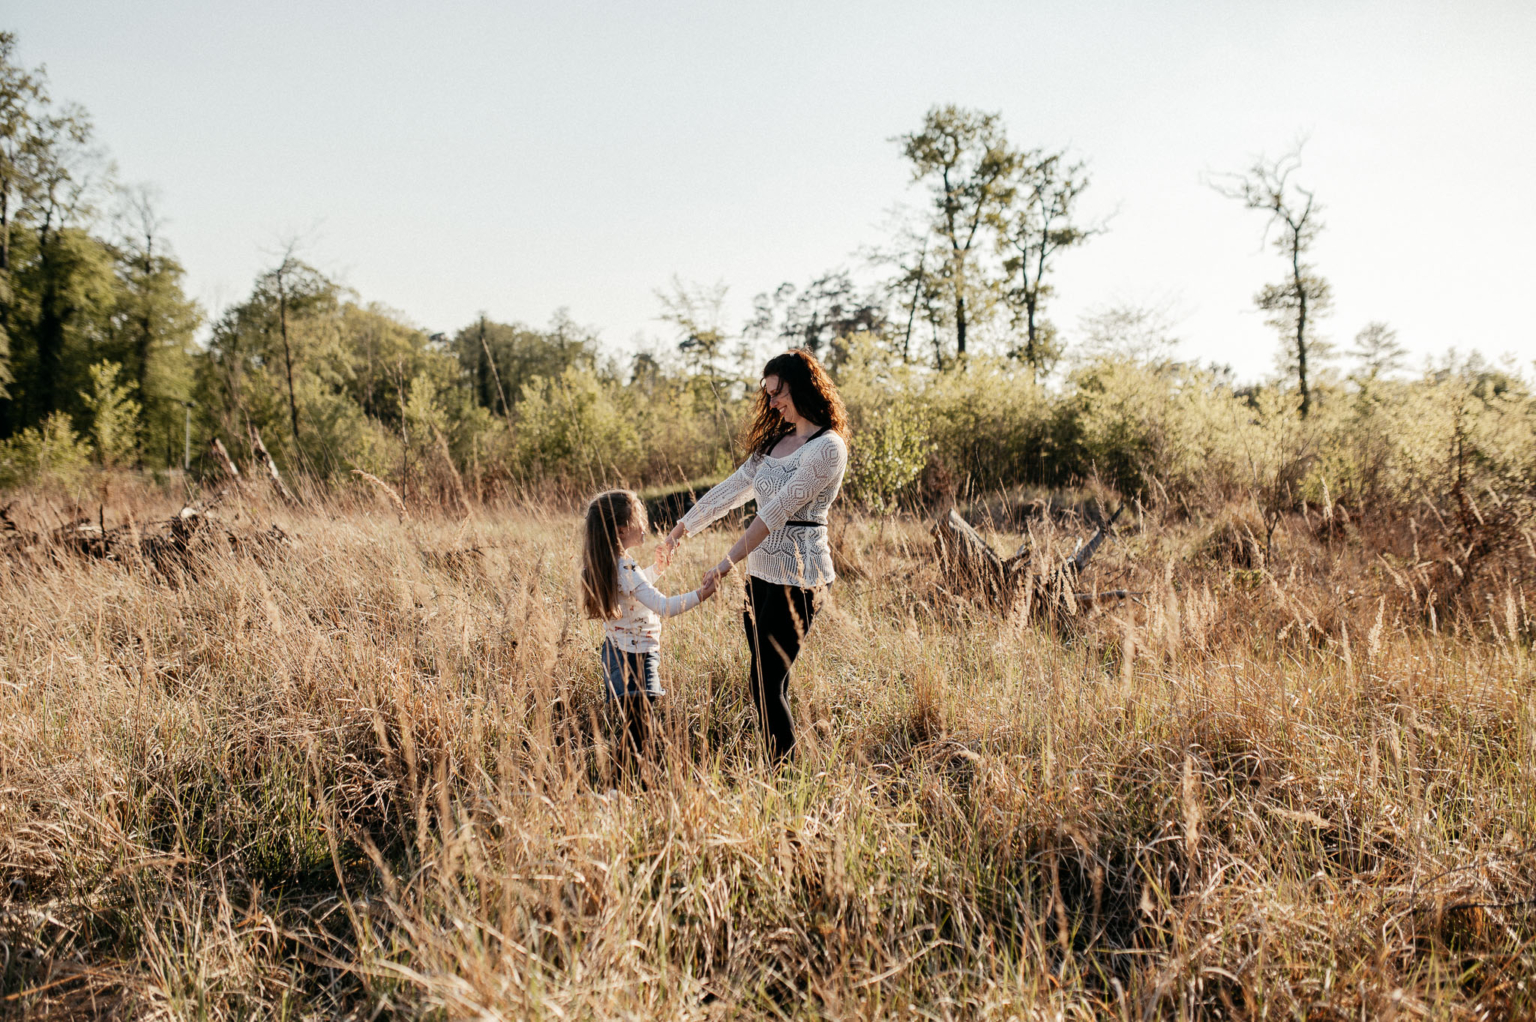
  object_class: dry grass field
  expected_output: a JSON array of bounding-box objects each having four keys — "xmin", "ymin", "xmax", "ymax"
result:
[{"xmin": 1, "ymin": 484, "xmax": 1533, "ymax": 1020}]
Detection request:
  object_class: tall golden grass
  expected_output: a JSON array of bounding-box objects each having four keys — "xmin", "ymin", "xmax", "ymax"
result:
[{"xmin": 1, "ymin": 483, "xmax": 1532, "ymax": 1020}]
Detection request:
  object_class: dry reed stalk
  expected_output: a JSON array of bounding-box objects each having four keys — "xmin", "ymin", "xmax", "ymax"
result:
[
  {"xmin": 431, "ymin": 424, "xmax": 471, "ymax": 517},
  {"xmin": 352, "ymin": 468, "xmax": 411, "ymax": 522}
]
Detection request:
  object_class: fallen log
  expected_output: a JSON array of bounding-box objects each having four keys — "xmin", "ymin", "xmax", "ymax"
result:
[
  {"xmin": 932, "ymin": 504, "xmax": 1126, "ymax": 617},
  {"xmin": 3, "ymin": 493, "xmax": 290, "ymax": 581},
  {"xmin": 932, "ymin": 508, "xmax": 1008, "ymax": 607},
  {"xmin": 1068, "ymin": 504, "xmax": 1126, "ymax": 575}
]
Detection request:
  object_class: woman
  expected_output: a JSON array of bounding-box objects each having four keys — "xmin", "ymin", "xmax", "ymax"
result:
[{"xmin": 660, "ymin": 349, "xmax": 849, "ymax": 765}]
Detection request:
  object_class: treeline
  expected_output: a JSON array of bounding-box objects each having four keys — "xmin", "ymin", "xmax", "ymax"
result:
[{"xmin": 1, "ymin": 31, "xmax": 1532, "ymax": 538}]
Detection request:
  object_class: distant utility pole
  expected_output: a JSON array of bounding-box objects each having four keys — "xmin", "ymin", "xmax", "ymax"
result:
[{"xmin": 182, "ymin": 400, "xmax": 195, "ymax": 470}]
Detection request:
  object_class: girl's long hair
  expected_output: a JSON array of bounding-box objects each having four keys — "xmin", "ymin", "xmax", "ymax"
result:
[
  {"xmin": 740, "ymin": 348, "xmax": 850, "ymax": 457},
  {"xmin": 581, "ymin": 489, "xmax": 641, "ymax": 620}
]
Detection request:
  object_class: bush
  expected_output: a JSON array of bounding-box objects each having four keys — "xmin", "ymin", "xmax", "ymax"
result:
[
  {"xmin": 79, "ymin": 361, "xmax": 142, "ymax": 469},
  {"xmin": 0, "ymin": 411, "xmax": 95, "ymax": 489},
  {"xmin": 513, "ymin": 367, "xmax": 642, "ymax": 483},
  {"xmin": 844, "ymin": 403, "xmax": 931, "ymax": 512}
]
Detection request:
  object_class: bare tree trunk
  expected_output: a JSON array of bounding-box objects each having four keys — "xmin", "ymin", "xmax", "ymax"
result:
[
  {"xmin": 276, "ymin": 265, "xmax": 300, "ymax": 445},
  {"xmin": 0, "ymin": 186, "xmax": 9, "ymax": 276},
  {"xmin": 1068, "ymin": 505, "xmax": 1124, "ymax": 573},
  {"xmin": 207, "ymin": 437, "xmax": 244, "ymax": 490},
  {"xmin": 933, "ymin": 507, "xmax": 1006, "ymax": 605},
  {"xmin": 1024, "ymin": 293, "xmax": 1039, "ymax": 368},
  {"xmin": 478, "ymin": 315, "xmax": 510, "ymax": 417},
  {"xmin": 1293, "ymin": 244, "xmax": 1310, "ymax": 419},
  {"xmin": 955, "ymin": 290, "xmax": 967, "ymax": 359},
  {"xmin": 933, "ymin": 505, "xmax": 1124, "ymax": 616}
]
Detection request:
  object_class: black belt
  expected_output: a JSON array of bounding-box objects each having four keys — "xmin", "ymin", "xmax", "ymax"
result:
[{"xmin": 784, "ymin": 520, "xmax": 826, "ymax": 528}]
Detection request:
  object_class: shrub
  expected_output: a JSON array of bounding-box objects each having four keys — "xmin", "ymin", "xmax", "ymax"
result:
[
  {"xmin": 79, "ymin": 361, "xmax": 142, "ymax": 469},
  {"xmin": 0, "ymin": 411, "xmax": 94, "ymax": 488},
  {"xmin": 513, "ymin": 367, "xmax": 642, "ymax": 483},
  {"xmin": 844, "ymin": 403, "xmax": 931, "ymax": 513}
]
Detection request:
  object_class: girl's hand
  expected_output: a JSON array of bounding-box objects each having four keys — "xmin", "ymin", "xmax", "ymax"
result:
[
  {"xmin": 698, "ymin": 575, "xmax": 718, "ymax": 602},
  {"xmin": 658, "ymin": 526, "xmax": 684, "ymax": 568}
]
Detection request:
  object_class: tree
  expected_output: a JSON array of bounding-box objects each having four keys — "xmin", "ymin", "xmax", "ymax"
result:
[
  {"xmin": 247, "ymin": 250, "xmax": 335, "ymax": 446},
  {"xmin": 106, "ymin": 185, "xmax": 199, "ymax": 464},
  {"xmin": 999, "ymin": 151, "xmax": 1100, "ymax": 374},
  {"xmin": 657, "ymin": 277, "xmax": 736, "ymax": 440},
  {"xmin": 199, "ymin": 259, "xmax": 341, "ymax": 472},
  {"xmin": 747, "ymin": 269, "xmax": 886, "ymax": 370},
  {"xmin": 896, "ymin": 106, "xmax": 1018, "ymax": 363},
  {"xmin": 1077, "ymin": 300, "xmax": 1180, "ymax": 365},
  {"xmin": 868, "ymin": 212, "xmax": 945, "ymax": 366},
  {"xmin": 0, "ymin": 31, "xmax": 49, "ymax": 396},
  {"xmin": 449, "ymin": 312, "xmax": 600, "ymax": 415},
  {"xmin": 1348, "ymin": 321, "xmax": 1407, "ymax": 381},
  {"xmin": 1212, "ymin": 144, "xmax": 1333, "ymax": 418},
  {"xmin": 657, "ymin": 277, "xmax": 730, "ymax": 379}
]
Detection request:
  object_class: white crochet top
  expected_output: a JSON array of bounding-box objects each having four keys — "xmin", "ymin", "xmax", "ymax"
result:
[
  {"xmin": 679, "ymin": 432, "xmax": 848, "ymax": 588},
  {"xmin": 603, "ymin": 556, "xmax": 701, "ymax": 653}
]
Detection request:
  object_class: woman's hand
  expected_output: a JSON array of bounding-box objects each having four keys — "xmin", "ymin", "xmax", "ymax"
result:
[
  {"xmin": 657, "ymin": 524, "xmax": 686, "ymax": 569},
  {"xmin": 701, "ymin": 556, "xmax": 733, "ymax": 591}
]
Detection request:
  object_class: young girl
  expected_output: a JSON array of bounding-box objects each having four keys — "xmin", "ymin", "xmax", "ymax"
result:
[{"xmin": 580, "ymin": 489, "xmax": 716, "ymax": 719}]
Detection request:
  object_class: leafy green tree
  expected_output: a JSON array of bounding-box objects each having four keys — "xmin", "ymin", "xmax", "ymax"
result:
[
  {"xmin": 747, "ymin": 270, "xmax": 886, "ymax": 371},
  {"xmin": 256, "ymin": 250, "xmax": 336, "ymax": 445},
  {"xmin": 1349, "ymin": 321, "xmax": 1407, "ymax": 382},
  {"xmin": 0, "ymin": 31, "xmax": 50, "ymax": 397},
  {"xmin": 656, "ymin": 278, "xmax": 738, "ymax": 442},
  {"xmin": 0, "ymin": 43, "xmax": 116, "ymax": 438},
  {"xmin": 657, "ymin": 277, "xmax": 730, "ymax": 379},
  {"xmin": 197, "ymin": 259, "xmax": 343, "ymax": 470},
  {"xmin": 869, "ymin": 213, "xmax": 946, "ymax": 367},
  {"xmin": 450, "ymin": 310, "xmax": 600, "ymax": 415},
  {"xmin": 5, "ymin": 223, "xmax": 118, "ymax": 431},
  {"xmin": 341, "ymin": 301, "xmax": 442, "ymax": 425},
  {"xmin": 895, "ymin": 106, "xmax": 1019, "ymax": 364},
  {"xmin": 103, "ymin": 185, "xmax": 199, "ymax": 465}
]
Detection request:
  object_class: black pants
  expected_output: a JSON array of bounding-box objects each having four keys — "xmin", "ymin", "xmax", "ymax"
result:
[{"xmin": 743, "ymin": 575, "xmax": 823, "ymax": 765}]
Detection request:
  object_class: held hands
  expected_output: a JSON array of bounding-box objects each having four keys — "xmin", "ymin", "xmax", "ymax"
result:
[
  {"xmin": 698, "ymin": 574, "xmax": 718, "ymax": 602},
  {"xmin": 701, "ymin": 556, "xmax": 733, "ymax": 592}
]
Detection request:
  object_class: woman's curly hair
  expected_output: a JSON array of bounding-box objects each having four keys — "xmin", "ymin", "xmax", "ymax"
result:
[{"xmin": 740, "ymin": 349, "xmax": 850, "ymax": 457}]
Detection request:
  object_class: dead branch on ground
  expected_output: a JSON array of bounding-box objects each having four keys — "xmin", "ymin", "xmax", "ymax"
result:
[{"xmin": 932, "ymin": 504, "xmax": 1129, "ymax": 618}]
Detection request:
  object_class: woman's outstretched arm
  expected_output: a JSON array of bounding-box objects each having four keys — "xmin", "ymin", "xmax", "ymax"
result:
[
  {"xmin": 701, "ymin": 516, "xmax": 771, "ymax": 588},
  {"xmin": 662, "ymin": 457, "xmax": 761, "ymax": 556}
]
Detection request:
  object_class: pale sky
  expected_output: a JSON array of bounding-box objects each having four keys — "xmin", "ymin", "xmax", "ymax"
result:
[{"xmin": 11, "ymin": 1, "xmax": 1535, "ymax": 380}]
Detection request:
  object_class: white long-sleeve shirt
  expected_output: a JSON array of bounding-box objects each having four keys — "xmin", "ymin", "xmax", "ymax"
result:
[
  {"xmin": 604, "ymin": 555, "xmax": 702, "ymax": 653},
  {"xmin": 679, "ymin": 432, "xmax": 848, "ymax": 587}
]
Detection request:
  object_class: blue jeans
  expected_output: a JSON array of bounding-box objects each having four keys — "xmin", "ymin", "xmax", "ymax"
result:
[{"xmin": 601, "ymin": 640, "xmax": 665, "ymax": 700}]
